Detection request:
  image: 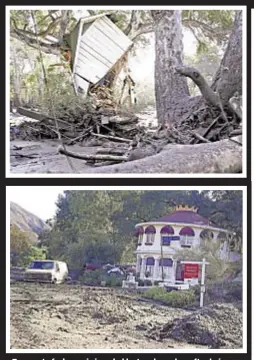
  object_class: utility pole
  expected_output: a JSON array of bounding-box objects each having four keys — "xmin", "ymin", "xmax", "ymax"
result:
[
  {"xmin": 200, "ymin": 258, "xmax": 207, "ymax": 308},
  {"xmin": 160, "ymin": 238, "xmax": 164, "ymax": 281}
]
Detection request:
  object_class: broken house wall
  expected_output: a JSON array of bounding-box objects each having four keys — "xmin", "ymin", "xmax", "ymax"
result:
[{"xmin": 67, "ymin": 14, "xmax": 133, "ymax": 94}]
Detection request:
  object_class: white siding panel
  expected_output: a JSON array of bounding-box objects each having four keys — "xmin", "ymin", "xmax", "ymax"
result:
[
  {"xmin": 82, "ymin": 28, "xmax": 122, "ymax": 66},
  {"xmin": 79, "ymin": 40, "xmax": 113, "ymax": 69},
  {"xmin": 76, "ymin": 63, "xmax": 103, "ymax": 83},
  {"xmin": 100, "ymin": 17, "xmax": 133, "ymax": 50},
  {"xmin": 77, "ymin": 48, "xmax": 111, "ymax": 80},
  {"xmin": 85, "ymin": 22, "xmax": 125, "ymax": 60},
  {"xmin": 73, "ymin": 74, "xmax": 90, "ymax": 96},
  {"xmin": 74, "ymin": 15, "xmax": 133, "ymax": 85},
  {"xmin": 92, "ymin": 21, "xmax": 126, "ymax": 53}
]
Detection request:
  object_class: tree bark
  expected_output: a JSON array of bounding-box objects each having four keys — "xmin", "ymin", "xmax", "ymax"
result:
[
  {"xmin": 152, "ymin": 10, "xmax": 191, "ymax": 125},
  {"xmin": 82, "ymin": 136, "xmax": 242, "ymax": 174},
  {"xmin": 152, "ymin": 10, "xmax": 242, "ymax": 125},
  {"xmin": 211, "ymin": 10, "xmax": 242, "ymax": 103}
]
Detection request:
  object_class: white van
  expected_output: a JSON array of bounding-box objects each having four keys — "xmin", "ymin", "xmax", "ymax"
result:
[{"xmin": 24, "ymin": 260, "xmax": 69, "ymax": 284}]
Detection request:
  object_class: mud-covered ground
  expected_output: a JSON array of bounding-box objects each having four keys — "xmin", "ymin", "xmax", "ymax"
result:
[
  {"xmin": 10, "ymin": 282, "xmax": 242, "ymax": 350},
  {"xmin": 9, "ymin": 108, "xmax": 158, "ymax": 174}
]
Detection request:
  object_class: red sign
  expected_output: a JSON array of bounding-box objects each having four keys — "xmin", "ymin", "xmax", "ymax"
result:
[{"xmin": 184, "ymin": 264, "xmax": 199, "ymax": 279}]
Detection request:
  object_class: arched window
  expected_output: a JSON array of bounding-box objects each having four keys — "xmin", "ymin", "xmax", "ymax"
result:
[
  {"xmin": 160, "ymin": 225, "xmax": 174, "ymax": 245},
  {"xmin": 200, "ymin": 229, "xmax": 214, "ymax": 241},
  {"xmin": 217, "ymin": 232, "xmax": 228, "ymax": 250},
  {"xmin": 159, "ymin": 258, "xmax": 173, "ymax": 267},
  {"xmin": 179, "ymin": 227, "xmax": 195, "ymax": 247},
  {"xmin": 145, "ymin": 257, "xmax": 155, "ymax": 277},
  {"xmin": 135, "ymin": 226, "xmax": 144, "ymax": 245},
  {"xmin": 145, "ymin": 225, "xmax": 156, "ymax": 245}
]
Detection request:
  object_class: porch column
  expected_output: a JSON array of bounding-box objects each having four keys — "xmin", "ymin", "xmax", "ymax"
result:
[
  {"xmin": 171, "ymin": 260, "xmax": 176, "ymax": 283},
  {"xmin": 136, "ymin": 255, "xmax": 141, "ymax": 273},
  {"xmin": 154, "ymin": 256, "xmax": 160, "ymax": 280},
  {"xmin": 140, "ymin": 256, "xmax": 146, "ymax": 279}
]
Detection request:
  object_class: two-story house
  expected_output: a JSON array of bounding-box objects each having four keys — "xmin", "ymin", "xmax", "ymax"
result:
[{"xmin": 134, "ymin": 205, "xmax": 231, "ymax": 283}]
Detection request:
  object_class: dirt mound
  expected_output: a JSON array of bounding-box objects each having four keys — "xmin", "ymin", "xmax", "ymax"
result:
[{"xmin": 152, "ymin": 303, "xmax": 242, "ymax": 349}]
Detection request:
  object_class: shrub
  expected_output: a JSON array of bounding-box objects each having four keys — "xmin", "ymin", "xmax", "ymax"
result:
[
  {"xmin": 144, "ymin": 287, "xmax": 196, "ymax": 307},
  {"xmin": 192, "ymin": 284, "xmax": 201, "ymax": 297},
  {"xmin": 80, "ymin": 269, "xmax": 106, "ymax": 286},
  {"xmin": 81, "ymin": 270, "xmax": 125, "ymax": 287},
  {"xmin": 154, "ymin": 281, "xmax": 161, "ymax": 286},
  {"xmin": 105, "ymin": 274, "xmax": 124, "ymax": 287}
]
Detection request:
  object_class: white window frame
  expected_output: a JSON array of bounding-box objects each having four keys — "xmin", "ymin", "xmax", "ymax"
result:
[
  {"xmin": 180, "ymin": 235, "xmax": 194, "ymax": 247},
  {"xmin": 138, "ymin": 233, "xmax": 143, "ymax": 245},
  {"xmin": 146, "ymin": 233, "xmax": 155, "ymax": 244}
]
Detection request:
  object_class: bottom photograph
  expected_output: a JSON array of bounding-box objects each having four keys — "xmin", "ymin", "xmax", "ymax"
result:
[{"xmin": 6, "ymin": 187, "xmax": 246, "ymax": 353}]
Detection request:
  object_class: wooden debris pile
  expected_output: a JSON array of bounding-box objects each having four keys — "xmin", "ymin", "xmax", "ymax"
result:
[
  {"xmin": 175, "ymin": 100, "xmax": 242, "ymax": 145},
  {"xmin": 10, "ymin": 104, "xmax": 147, "ymax": 146},
  {"xmin": 89, "ymin": 85, "xmax": 116, "ymax": 110}
]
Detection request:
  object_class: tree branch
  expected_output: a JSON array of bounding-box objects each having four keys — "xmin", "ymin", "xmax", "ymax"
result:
[
  {"xmin": 175, "ymin": 66, "xmax": 223, "ymax": 108},
  {"xmin": 11, "ymin": 15, "xmax": 62, "ymax": 39},
  {"xmin": 130, "ymin": 22, "xmax": 154, "ymax": 42},
  {"xmin": 124, "ymin": 10, "xmax": 135, "ymax": 35},
  {"xmin": 11, "ymin": 31, "xmax": 61, "ymax": 55}
]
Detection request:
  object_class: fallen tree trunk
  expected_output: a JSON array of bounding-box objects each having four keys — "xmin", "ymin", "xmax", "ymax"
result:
[
  {"xmin": 17, "ymin": 107, "xmax": 48, "ymax": 121},
  {"xmin": 58, "ymin": 145, "xmax": 128, "ymax": 162},
  {"xmin": 82, "ymin": 137, "xmax": 242, "ymax": 174},
  {"xmin": 90, "ymin": 132, "xmax": 132, "ymax": 143}
]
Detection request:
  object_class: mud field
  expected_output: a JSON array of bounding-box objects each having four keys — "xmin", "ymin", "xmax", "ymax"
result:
[
  {"xmin": 9, "ymin": 108, "xmax": 158, "ymax": 174},
  {"xmin": 10, "ymin": 282, "xmax": 242, "ymax": 350}
]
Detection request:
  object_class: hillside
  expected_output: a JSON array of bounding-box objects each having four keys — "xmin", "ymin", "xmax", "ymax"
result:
[{"xmin": 10, "ymin": 202, "xmax": 49, "ymax": 242}]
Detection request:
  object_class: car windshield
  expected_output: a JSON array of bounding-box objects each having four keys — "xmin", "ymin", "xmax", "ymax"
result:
[{"xmin": 29, "ymin": 261, "xmax": 54, "ymax": 270}]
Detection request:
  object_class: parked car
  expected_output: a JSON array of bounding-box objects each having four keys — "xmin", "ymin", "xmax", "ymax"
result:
[
  {"xmin": 24, "ymin": 260, "xmax": 69, "ymax": 284},
  {"xmin": 107, "ymin": 267, "xmax": 125, "ymax": 276}
]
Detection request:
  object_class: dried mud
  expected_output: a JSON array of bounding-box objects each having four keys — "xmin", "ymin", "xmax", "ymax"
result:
[{"xmin": 10, "ymin": 282, "xmax": 242, "ymax": 350}]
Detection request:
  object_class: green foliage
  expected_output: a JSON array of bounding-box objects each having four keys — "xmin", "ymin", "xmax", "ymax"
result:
[
  {"xmin": 206, "ymin": 278, "xmax": 242, "ymax": 303},
  {"xmin": 144, "ymin": 287, "xmax": 196, "ymax": 307},
  {"xmin": 80, "ymin": 269, "xmax": 106, "ymax": 286},
  {"xmin": 22, "ymin": 246, "xmax": 47, "ymax": 267},
  {"xmin": 10, "ymin": 225, "xmax": 46, "ymax": 267},
  {"xmin": 174, "ymin": 240, "xmax": 234, "ymax": 283},
  {"xmin": 105, "ymin": 273, "xmax": 124, "ymax": 287},
  {"xmin": 39, "ymin": 190, "xmax": 242, "ymax": 270},
  {"xmin": 80, "ymin": 269, "xmax": 124, "ymax": 287},
  {"xmin": 182, "ymin": 10, "xmax": 234, "ymax": 48},
  {"xmin": 10, "ymin": 9, "xmax": 236, "ymax": 106}
]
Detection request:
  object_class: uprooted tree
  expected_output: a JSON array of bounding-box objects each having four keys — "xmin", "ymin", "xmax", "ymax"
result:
[{"xmin": 10, "ymin": 10, "xmax": 243, "ymax": 173}]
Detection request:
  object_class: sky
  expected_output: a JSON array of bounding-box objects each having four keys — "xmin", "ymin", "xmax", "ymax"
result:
[
  {"xmin": 8, "ymin": 187, "xmax": 63, "ymax": 220},
  {"xmin": 129, "ymin": 29, "xmax": 196, "ymax": 82}
]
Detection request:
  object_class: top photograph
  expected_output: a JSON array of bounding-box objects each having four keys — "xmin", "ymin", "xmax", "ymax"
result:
[{"xmin": 6, "ymin": 6, "xmax": 246, "ymax": 177}]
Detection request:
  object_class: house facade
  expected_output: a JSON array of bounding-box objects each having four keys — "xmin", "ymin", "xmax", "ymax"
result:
[{"xmin": 134, "ymin": 205, "xmax": 231, "ymax": 284}]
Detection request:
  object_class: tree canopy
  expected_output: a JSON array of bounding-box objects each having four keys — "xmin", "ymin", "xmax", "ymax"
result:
[{"xmin": 38, "ymin": 190, "xmax": 243, "ymax": 268}]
